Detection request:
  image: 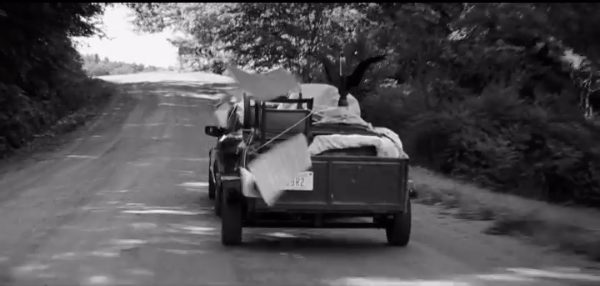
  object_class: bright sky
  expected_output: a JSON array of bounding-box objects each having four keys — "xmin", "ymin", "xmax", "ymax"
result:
[{"xmin": 74, "ymin": 5, "xmax": 179, "ymax": 68}]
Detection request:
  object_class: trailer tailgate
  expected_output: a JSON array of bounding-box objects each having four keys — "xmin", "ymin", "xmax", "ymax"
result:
[{"xmin": 253, "ymin": 156, "xmax": 409, "ymax": 212}]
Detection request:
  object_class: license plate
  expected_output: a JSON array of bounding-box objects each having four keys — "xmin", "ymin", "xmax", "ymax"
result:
[{"xmin": 285, "ymin": 171, "xmax": 314, "ymax": 191}]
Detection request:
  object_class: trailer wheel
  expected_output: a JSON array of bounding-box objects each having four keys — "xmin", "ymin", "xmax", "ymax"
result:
[
  {"xmin": 386, "ymin": 200, "xmax": 411, "ymax": 247},
  {"xmin": 220, "ymin": 189, "xmax": 243, "ymax": 246},
  {"xmin": 208, "ymin": 169, "xmax": 216, "ymax": 200}
]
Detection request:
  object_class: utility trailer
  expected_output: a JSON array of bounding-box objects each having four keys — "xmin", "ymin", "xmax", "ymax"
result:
[{"xmin": 205, "ymin": 90, "xmax": 412, "ymax": 246}]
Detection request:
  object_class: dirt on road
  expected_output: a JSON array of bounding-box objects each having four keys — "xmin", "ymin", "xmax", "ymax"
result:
[{"xmin": 0, "ymin": 72, "xmax": 598, "ymax": 286}]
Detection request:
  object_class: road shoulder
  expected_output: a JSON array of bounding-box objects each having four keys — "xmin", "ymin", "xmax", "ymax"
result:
[{"xmin": 410, "ymin": 166, "xmax": 600, "ymax": 263}]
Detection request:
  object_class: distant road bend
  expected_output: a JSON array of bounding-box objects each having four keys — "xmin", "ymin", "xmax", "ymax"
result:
[{"xmin": 0, "ymin": 71, "xmax": 597, "ymax": 286}]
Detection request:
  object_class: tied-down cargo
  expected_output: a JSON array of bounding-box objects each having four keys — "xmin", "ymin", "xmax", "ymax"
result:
[{"xmin": 205, "ymin": 69, "xmax": 414, "ymax": 246}]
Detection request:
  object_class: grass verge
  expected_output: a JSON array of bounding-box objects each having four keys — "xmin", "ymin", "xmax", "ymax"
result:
[{"xmin": 410, "ymin": 166, "xmax": 600, "ymax": 262}]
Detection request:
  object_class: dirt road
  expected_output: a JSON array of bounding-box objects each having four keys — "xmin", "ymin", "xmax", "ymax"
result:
[{"xmin": 0, "ymin": 72, "xmax": 598, "ymax": 286}]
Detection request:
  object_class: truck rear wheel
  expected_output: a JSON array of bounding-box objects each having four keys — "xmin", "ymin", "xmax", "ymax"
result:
[
  {"xmin": 208, "ymin": 170, "xmax": 216, "ymax": 200},
  {"xmin": 208, "ymin": 160, "xmax": 217, "ymax": 200},
  {"xmin": 220, "ymin": 189, "xmax": 243, "ymax": 246},
  {"xmin": 214, "ymin": 184, "xmax": 222, "ymax": 217},
  {"xmin": 386, "ymin": 200, "xmax": 412, "ymax": 246}
]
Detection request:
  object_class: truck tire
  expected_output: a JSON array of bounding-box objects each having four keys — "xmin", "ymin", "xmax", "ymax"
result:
[
  {"xmin": 220, "ymin": 189, "xmax": 243, "ymax": 246},
  {"xmin": 208, "ymin": 169, "xmax": 216, "ymax": 200},
  {"xmin": 386, "ymin": 200, "xmax": 412, "ymax": 247},
  {"xmin": 214, "ymin": 184, "xmax": 222, "ymax": 217}
]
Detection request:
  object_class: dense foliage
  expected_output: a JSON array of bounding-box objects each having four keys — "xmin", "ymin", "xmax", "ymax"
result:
[
  {"xmin": 0, "ymin": 4, "xmax": 113, "ymax": 156},
  {"xmin": 81, "ymin": 54, "xmax": 164, "ymax": 76},
  {"xmin": 129, "ymin": 3, "xmax": 600, "ymax": 207}
]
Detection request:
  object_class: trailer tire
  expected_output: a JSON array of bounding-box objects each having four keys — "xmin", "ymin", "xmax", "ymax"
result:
[
  {"xmin": 221, "ymin": 190, "xmax": 243, "ymax": 246},
  {"xmin": 386, "ymin": 200, "xmax": 411, "ymax": 247}
]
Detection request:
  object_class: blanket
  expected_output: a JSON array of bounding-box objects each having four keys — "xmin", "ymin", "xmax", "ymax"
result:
[{"xmin": 308, "ymin": 127, "xmax": 409, "ymax": 159}]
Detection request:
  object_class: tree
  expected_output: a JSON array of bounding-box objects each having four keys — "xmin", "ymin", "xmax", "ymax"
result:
[
  {"xmin": 128, "ymin": 3, "xmax": 381, "ymax": 81},
  {"xmin": 128, "ymin": 3, "xmax": 236, "ymax": 73},
  {"xmin": 0, "ymin": 3, "xmax": 108, "ymax": 154},
  {"xmin": 216, "ymin": 3, "xmax": 384, "ymax": 82}
]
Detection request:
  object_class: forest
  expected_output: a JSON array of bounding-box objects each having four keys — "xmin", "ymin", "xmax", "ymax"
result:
[
  {"xmin": 128, "ymin": 3, "xmax": 600, "ymax": 208},
  {"xmin": 81, "ymin": 54, "xmax": 165, "ymax": 77}
]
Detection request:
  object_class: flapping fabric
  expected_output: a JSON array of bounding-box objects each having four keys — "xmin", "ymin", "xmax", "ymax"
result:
[{"xmin": 225, "ymin": 66, "xmax": 301, "ymax": 102}]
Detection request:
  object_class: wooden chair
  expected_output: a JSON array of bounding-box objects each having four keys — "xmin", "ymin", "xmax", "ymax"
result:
[{"xmin": 242, "ymin": 93, "xmax": 314, "ymax": 147}]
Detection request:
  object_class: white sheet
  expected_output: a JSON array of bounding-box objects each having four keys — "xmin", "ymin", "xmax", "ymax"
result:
[
  {"xmin": 223, "ymin": 67, "xmax": 369, "ymax": 127},
  {"xmin": 225, "ymin": 66, "xmax": 301, "ymax": 101},
  {"xmin": 373, "ymin": 127, "xmax": 406, "ymax": 156},
  {"xmin": 279, "ymin": 83, "xmax": 370, "ymax": 127}
]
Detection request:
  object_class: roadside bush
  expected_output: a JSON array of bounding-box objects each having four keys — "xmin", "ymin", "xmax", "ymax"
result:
[
  {"xmin": 81, "ymin": 54, "xmax": 163, "ymax": 76},
  {"xmin": 195, "ymin": 58, "xmax": 227, "ymax": 74},
  {"xmin": 363, "ymin": 83, "xmax": 600, "ymax": 207},
  {"xmin": 209, "ymin": 59, "xmax": 227, "ymax": 75}
]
